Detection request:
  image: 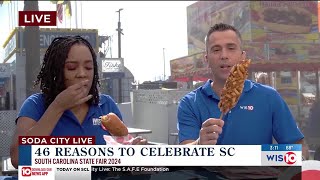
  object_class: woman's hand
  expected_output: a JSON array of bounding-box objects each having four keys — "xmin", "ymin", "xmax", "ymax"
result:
[
  {"xmin": 52, "ymin": 80, "xmax": 93, "ymax": 112},
  {"xmin": 132, "ymin": 136, "xmax": 148, "ymax": 145}
]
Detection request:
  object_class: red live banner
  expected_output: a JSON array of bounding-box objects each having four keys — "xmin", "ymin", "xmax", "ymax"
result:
[
  {"xmin": 18, "ymin": 11, "xmax": 57, "ymax": 26},
  {"xmin": 19, "ymin": 136, "xmax": 96, "ymax": 145}
]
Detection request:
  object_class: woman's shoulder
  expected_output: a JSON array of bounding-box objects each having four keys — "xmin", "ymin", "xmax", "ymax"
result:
[
  {"xmin": 18, "ymin": 93, "xmax": 46, "ymax": 122},
  {"xmin": 99, "ymin": 94, "xmax": 117, "ymax": 105},
  {"xmin": 27, "ymin": 93, "xmax": 45, "ymax": 100},
  {"xmin": 23, "ymin": 93, "xmax": 45, "ymax": 105}
]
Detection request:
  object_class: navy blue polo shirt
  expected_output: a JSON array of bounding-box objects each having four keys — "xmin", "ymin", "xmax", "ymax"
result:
[
  {"xmin": 177, "ymin": 79, "xmax": 304, "ymax": 145},
  {"xmin": 17, "ymin": 93, "xmax": 122, "ymax": 145}
]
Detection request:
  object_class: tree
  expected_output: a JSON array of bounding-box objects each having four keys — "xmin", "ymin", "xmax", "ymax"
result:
[{"xmin": 24, "ymin": 0, "xmax": 40, "ymax": 96}]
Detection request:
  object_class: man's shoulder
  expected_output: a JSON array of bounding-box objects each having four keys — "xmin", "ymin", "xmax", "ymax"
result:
[
  {"xmin": 247, "ymin": 81, "xmax": 287, "ymax": 105},
  {"xmin": 251, "ymin": 81, "xmax": 278, "ymax": 95},
  {"xmin": 180, "ymin": 86, "xmax": 206, "ymax": 105},
  {"xmin": 184, "ymin": 85, "xmax": 204, "ymax": 97}
]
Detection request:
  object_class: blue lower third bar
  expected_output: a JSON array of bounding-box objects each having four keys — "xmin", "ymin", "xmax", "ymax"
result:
[
  {"xmin": 19, "ymin": 145, "xmax": 32, "ymax": 166},
  {"xmin": 261, "ymin": 144, "xmax": 302, "ymax": 151}
]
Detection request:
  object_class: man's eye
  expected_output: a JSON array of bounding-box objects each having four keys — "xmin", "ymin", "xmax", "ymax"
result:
[{"xmin": 86, "ymin": 67, "xmax": 93, "ymax": 70}]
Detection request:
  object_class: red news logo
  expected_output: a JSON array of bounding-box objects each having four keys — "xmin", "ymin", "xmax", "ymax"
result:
[
  {"xmin": 284, "ymin": 152, "xmax": 297, "ymax": 165},
  {"xmin": 19, "ymin": 11, "xmax": 57, "ymax": 26},
  {"xmin": 21, "ymin": 167, "xmax": 32, "ymax": 176}
]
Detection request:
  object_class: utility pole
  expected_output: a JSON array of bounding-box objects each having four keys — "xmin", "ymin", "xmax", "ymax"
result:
[
  {"xmin": 24, "ymin": 0, "xmax": 40, "ymax": 98},
  {"xmin": 316, "ymin": 69, "xmax": 319, "ymax": 101},
  {"xmin": 163, "ymin": 48, "xmax": 166, "ymax": 81},
  {"xmin": 75, "ymin": 1, "xmax": 78, "ymax": 28},
  {"xmin": 116, "ymin": 8, "xmax": 123, "ymax": 103},
  {"xmin": 116, "ymin": 8, "xmax": 123, "ymax": 58}
]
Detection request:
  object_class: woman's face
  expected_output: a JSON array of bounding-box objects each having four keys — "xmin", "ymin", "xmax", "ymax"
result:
[{"xmin": 64, "ymin": 43, "xmax": 94, "ymax": 94}]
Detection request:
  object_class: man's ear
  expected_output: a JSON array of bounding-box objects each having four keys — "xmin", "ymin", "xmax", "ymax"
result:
[
  {"xmin": 204, "ymin": 53, "xmax": 208, "ymax": 63},
  {"xmin": 204, "ymin": 53, "xmax": 209, "ymax": 68},
  {"xmin": 241, "ymin": 50, "xmax": 246, "ymax": 59}
]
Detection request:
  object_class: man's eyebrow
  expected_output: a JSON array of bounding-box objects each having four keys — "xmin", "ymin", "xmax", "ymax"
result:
[
  {"xmin": 211, "ymin": 45, "xmax": 221, "ymax": 49},
  {"xmin": 226, "ymin": 43, "xmax": 237, "ymax": 46}
]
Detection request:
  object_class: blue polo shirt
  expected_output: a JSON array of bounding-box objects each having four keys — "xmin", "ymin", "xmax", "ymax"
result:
[
  {"xmin": 17, "ymin": 93, "xmax": 122, "ymax": 145},
  {"xmin": 177, "ymin": 79, "xmax": 304, "ymax": 145}
]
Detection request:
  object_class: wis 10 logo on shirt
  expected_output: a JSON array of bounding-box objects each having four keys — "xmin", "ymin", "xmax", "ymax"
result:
[
  {"xmin": 261, "ymin": 144, "xmax": 302, "ymax": 166},
  {"xmin": 18, "ymin": 11, "xmax": 57, "ymax": 26}
]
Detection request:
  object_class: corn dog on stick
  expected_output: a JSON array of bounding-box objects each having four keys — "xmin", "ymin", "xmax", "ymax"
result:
[{"xmin": 218, "ymin": 59, "xmax": 251, "ymax": 119}]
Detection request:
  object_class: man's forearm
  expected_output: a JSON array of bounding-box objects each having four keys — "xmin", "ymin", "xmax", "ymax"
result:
[{"xmin": 180, "ymin": 139, "xmax": 199, "ymax": 145}]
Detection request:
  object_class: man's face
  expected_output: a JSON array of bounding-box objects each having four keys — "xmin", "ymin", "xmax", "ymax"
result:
[
  {"xmin": 64, "ymin": 44, "xmax": 94, "ymax": 95},
  {"xmin": 205, "ymin": 30, "xmax": 246, "ymax": 83}
]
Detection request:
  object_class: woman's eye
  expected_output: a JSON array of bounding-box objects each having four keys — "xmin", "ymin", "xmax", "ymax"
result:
[{"xmin": 66, "ymin": 66, "xmax": 76, "ymax": 70}]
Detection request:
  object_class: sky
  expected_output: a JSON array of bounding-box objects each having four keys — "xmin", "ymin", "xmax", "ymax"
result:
[{"xmin": 0, "ymin": 1, "xmax": 196, "ymax": 83}]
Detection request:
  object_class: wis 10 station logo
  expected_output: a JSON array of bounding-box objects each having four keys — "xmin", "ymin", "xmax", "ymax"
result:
[
  {"xmin": 262, "ymin": 145, "xmax": 301, "ymax": 166},
  {"xmin": 266, "ymin": 152, "xmax": 297, "ymax": 165}
]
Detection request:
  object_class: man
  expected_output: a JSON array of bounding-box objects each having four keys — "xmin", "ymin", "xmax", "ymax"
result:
[{"xmin": 177, "ymin": 23, "xmax": 309, "ymax": 159}]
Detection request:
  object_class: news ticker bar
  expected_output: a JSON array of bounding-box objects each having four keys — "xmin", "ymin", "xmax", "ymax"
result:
[
  {"xmin": 17, "ymin": 136, "xmax": 303, "ymax": 151},
  {"xmin": 18, "ymin": 144, "xmax": 302, "ymax": 167},
  {"xmin": 19, "ymin": 166, "xmax": 302, "ymax": 180}
]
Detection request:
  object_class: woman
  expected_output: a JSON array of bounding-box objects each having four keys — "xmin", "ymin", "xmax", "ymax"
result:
[{"xmin": 10, "ymin": 36, "xmax": 146, "ymax": 168}]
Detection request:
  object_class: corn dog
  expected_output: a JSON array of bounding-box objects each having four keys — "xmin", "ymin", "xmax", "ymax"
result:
[
  {"xmin": 101, "ymin": 113, "xmax": 129, "ymax": 136},
  {"xmin": 218, "ymin": 59, "xmax": 251, "ymax": 118}
]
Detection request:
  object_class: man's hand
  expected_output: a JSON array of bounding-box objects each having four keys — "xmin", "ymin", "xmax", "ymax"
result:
[
  {"xmin": 198, "ymin": 118, "xmax": 224, "ymax": 145},
  {"xmin": 52, "ymin": 80, "xmax": 93, "ymax": 112}
]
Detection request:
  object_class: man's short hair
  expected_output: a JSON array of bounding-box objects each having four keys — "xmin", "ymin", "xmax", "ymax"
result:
[{"xmin": 205, "ymin": 23, "xmax": 242, "ymax": 52}]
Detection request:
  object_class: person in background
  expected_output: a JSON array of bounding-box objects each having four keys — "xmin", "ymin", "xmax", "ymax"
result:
[
  {"xmin": 10, "ymin": 36, "xmax": 147, "ymax": 168},
  {"xmin": 255, "ymin": 72, "xmax": 269, "ymax": 85},
  {"xmin": 306, "ymin": 100, "xmax": 320, "ymax": 160},
  {"xmin": 177, "ymin": 23, "xmax": 309, "ymax": 159}
]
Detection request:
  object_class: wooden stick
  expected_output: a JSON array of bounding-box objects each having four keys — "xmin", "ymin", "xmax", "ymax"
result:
[{"xmin": 219, "ymin": 113, "xmax": 224, "ymax": 120}]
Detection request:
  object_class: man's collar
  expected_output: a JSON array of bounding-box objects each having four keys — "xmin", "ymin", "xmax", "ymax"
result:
[
  {"xmin": 243, "ymin": 79, "xmax": 254, "ymax": 92},
  {"xmin": 202, "ymin": 79, "xmax": 215, "ymax": 97},
  {"xmin": 202, "ymin": 79, "xmax": 254, "ymax": 98}
]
